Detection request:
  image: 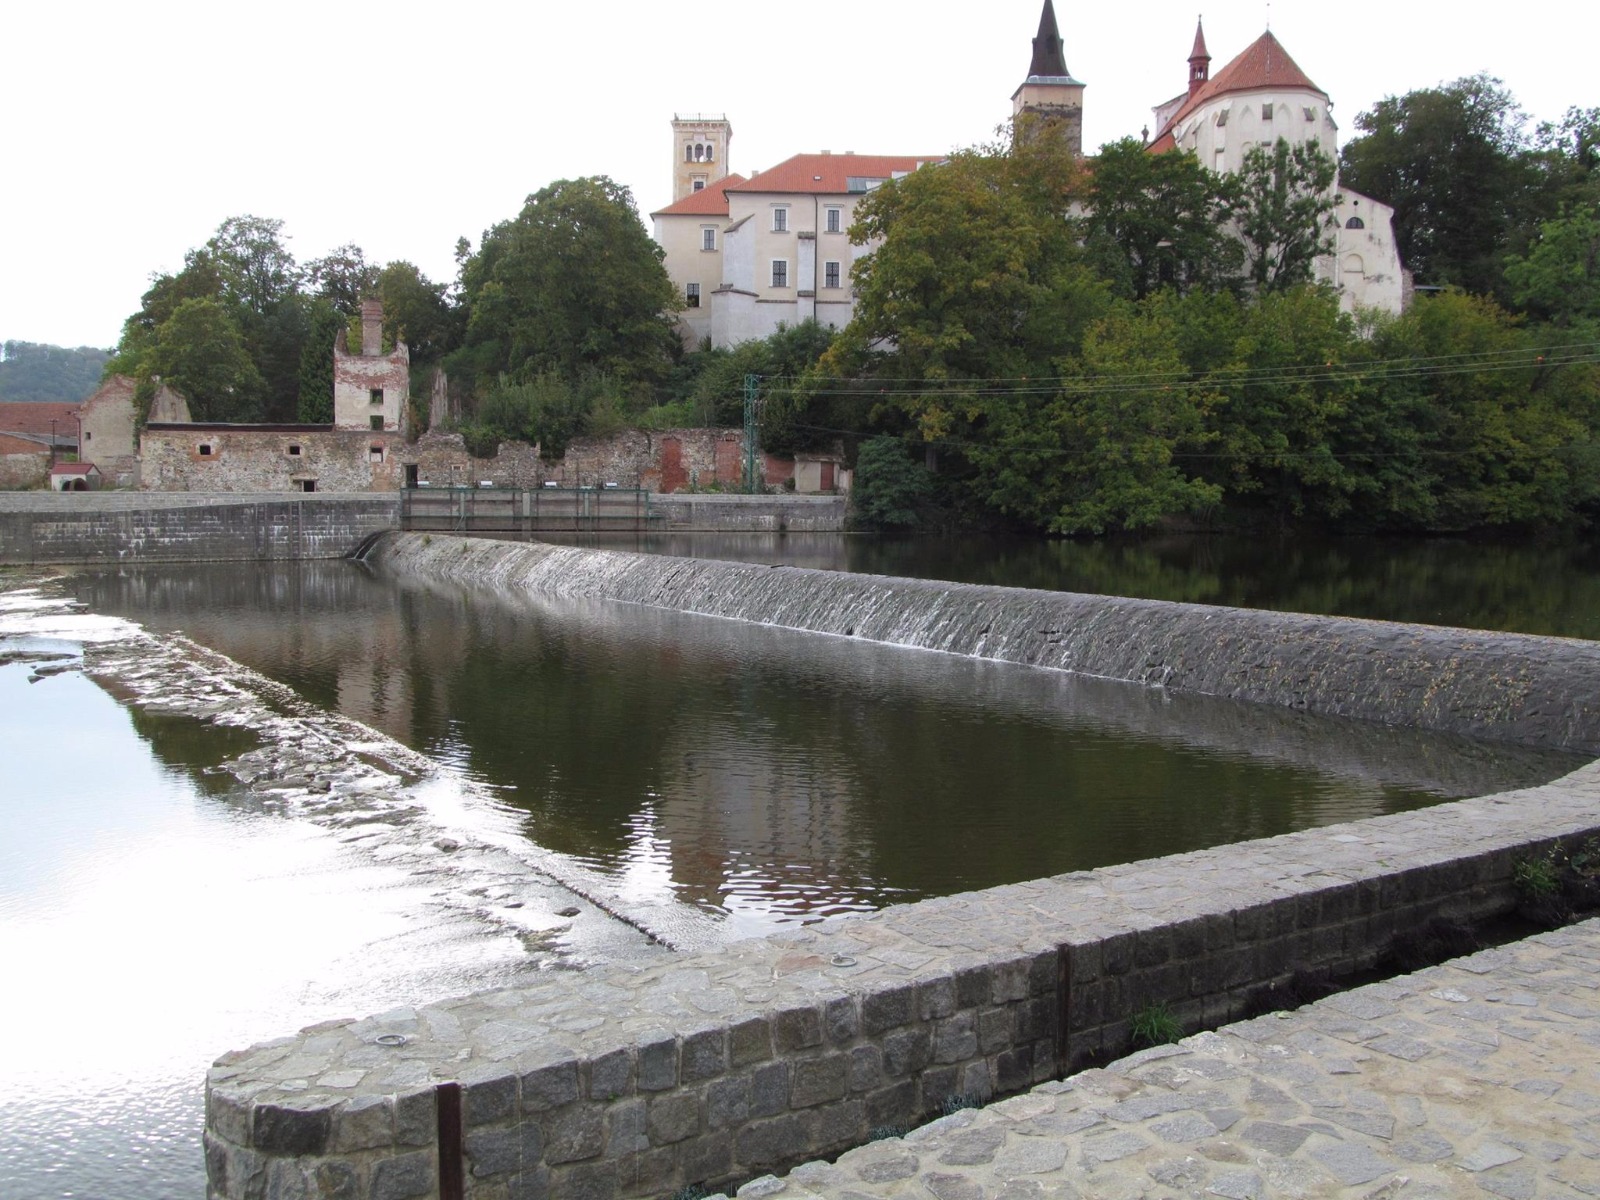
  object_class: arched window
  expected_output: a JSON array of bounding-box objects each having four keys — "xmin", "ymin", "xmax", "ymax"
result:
[
  {"xmin": 685, "ymin": 145, "xmax": 694, "ymax": 162},
  {"xmin": 694, "ymin": 144, "xmax": 705, "ymax": 161},
  {"xmin": 1345, "ymin": 216, "xmax": 1365, "ymax": 230},
  {"xmin": 1343, "ymin": 254, "xmax": 1365, "ymax": 277}
]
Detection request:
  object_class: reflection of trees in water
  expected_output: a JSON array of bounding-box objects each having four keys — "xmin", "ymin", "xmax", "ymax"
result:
[
  {"xmin": 123, "ymin": 706, "xmax": 261, "ymax": 797},
  {"xmin": 70, "ymin": 558, "xmax": 1583, "ymax": 923}
]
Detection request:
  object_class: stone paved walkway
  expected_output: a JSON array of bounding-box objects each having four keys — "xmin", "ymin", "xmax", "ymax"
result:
[{"xmin": 730, "ymin": 920, "xmax": 1600, "ymax": 1200}]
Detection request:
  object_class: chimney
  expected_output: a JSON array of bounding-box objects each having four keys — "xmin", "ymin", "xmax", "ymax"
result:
[{"xmin": 361, "ymin": 299, "xmax": 383, "ymax": 357}]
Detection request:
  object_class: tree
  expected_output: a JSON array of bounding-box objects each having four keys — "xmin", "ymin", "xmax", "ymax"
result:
[
  {"xmin": 1234, "ymin": 138, "xmax": 1337, "ymax": 292},
  {"xmin": 140, "ymin": 298, "xmax": 265, "ymax": 423},
  {"xmin": 206, "ymin": 215, "xmax": 302, "ymax": 318},
  {"xmin": 1505, "ymin": 205, "xmax": 1600, "ymax": 326},
  {"xmin": 452, "ymin": 177, "xmax": 680, "ymax": 396},
  {"xmin": 296, "ymin": 300, "xmax": 346, "ymax": 422},
  {"xmin": 0, "ymin": 342, "xmax": 112, "ymax": 402},
  {"xmin": 1084, "ymin": 137, "xmax": 1241, "ymax": 299},
  {"xmin": 1339, "ymin": 76, "xmax": 1535, "ymax": 295},
  {"xmin": 306, "ymin": 244, "xmax": 380, "ymax": 317},
  {"xmin": 850, "ymin": 436, "xmax": 932, "ymax": 529},
  {"xmin": 377, "ymin": 261, "xmax": 454, "ymax": 364}
]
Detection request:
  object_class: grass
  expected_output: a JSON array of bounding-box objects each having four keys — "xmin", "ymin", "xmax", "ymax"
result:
[{"xmin": 1130, "ymin": 1001, "xmax": 1184, "ymax": 1048}]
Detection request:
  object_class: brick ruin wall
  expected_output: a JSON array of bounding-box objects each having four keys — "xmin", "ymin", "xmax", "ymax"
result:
[{"xmin": 141, "ymin": 428, "xmax": 405, "ymax": 493}]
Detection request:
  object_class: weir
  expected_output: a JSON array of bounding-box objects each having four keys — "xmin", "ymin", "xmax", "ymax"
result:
[
  {"xmin": 197, "ymin": 533, "xmax": 1600, "ymax": 1200},
  {"xmin": 367, "ymin": 532, "xmax": 1600, "ymax": 755}
]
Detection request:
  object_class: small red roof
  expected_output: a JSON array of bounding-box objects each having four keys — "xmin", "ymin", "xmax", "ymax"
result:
[
  {"xmin": 0, "ymin": 401, "xmax": 80, "ymax": 439},
  {"xmin": 1153, "ymin": 31, "xmax": 1325, "ymax": 147},
  {"xmin": 725, "ymin": 153, "xmax": 941, "ymax": 196},
  {"xmin": 652, "ymin": 173, "xmax": 749, "ymax": 217},
  {"xmin": 49, "ymin": 462, "xmax": 98, "ymax": 476}
]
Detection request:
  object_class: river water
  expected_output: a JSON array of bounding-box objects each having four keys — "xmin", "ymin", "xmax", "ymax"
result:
[{"xmin": 2, "ymin": 540, "xmax": 1589, "ymax": 1197}]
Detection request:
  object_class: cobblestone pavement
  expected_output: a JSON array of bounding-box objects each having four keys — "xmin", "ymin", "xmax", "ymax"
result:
[{"xmin": 731, "ymin": 920, "xmax": 1600, "ymax": 1200}]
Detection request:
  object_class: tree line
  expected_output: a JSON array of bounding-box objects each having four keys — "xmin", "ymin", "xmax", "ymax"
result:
[{"xmin": 103, "ymin": 76, "xmax": 1598, "ymax": 535}]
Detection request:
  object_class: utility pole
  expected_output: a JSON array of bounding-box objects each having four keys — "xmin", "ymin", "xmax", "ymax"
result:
[{"xmin": 743, "ymin": 373, "xmax": 760, "ymax": 493}]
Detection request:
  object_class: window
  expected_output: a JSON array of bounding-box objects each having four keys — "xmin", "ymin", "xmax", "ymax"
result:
[
  {"xmin": 1345, "ymin": 215, "xmax": 1365, "ymax": 229},
  {"xmin": 288, "ymin": 444, "xmax": 302, "ymax": 456},
  {"xmin": 198, "ymin": 443, "xmax": 213, "ymax": 457},
  {"xmin": 825, "ymin": 206, "xmax": 842, "ymax": 234},
  {"xmin": 297, "ymin": 479, "xmax": 317, "ymax": 493},
  {"xmin": 686, "ymin": 282, "xmax": 701, "ymax": 308},
  {"xmin": 772, "ymin": 207, "xmax": 788, "ymax": 232},
  {"xmin": 370, "ymin": 415, "xmax": 384, "ymax": 431},
  {"xmin": 702, "ymin": 227, "xmax": 716, "ymax": 251},
  {"xmin": 771, "ymin": 260, "xmax": 788, "ymax": 288},
  {"xmin": 685, "ymin": 145, "xmax": 695, "ymax": 162},
  {"xmin": 369, "ymin": 388, "xmax": 383, "ymax": 405},
  {"xmin": 824, "ymin": 261, "xmax": 841, "ymax": 289},
  {"xmin": 1303, "ymin": 106, "xmax": 1317, "ymax": 121},
  {"xmin": 1262, "ymin": 104, "xmax": 1274, "ymax": 120},
  {"xmin": 692, "ymin": 179, "xmax": 706, "ymax": 192},
  {"xmin": 1215, "ymin": 109, "xmax": 1229, "ymax": 127},
  {"xmin": 84, "ymin": 430, "xmax": 92, "ymax": 442},
  {"xmin": 369, "ymin": 445, "xmax": 385, "ymax": 463}
]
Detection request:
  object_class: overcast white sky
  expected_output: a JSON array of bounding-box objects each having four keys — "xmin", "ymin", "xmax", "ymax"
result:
[{"xmin": 1, "ymin": 0, "xmax": 1588, "ymax": 350}]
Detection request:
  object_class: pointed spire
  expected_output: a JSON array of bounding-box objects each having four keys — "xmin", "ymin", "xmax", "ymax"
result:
[
  {"xmin": 1188, "ymin": 16, "xmax": 1211, "ymax": 94},
  {"xmin": 1027, "ymin": 0, "xmax": 1070, "ymax": 78}
]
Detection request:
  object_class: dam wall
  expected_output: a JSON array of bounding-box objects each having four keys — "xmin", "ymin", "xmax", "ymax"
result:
[
  {"xmin": 204, "ymin": 767, "xmax": 1600, "ymax": 1200},
  {"xmin": 367, "ymin": 532, "xmax": 1600, "ymax": 755},
  {"xmin": 0, "ymin": 493, "xmax": 400, "ymax": 565}
]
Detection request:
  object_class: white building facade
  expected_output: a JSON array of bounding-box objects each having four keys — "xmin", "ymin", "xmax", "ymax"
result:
[{"xmin": 1149, "ymin": 25, "xmax": 1408, "ymax": 315}]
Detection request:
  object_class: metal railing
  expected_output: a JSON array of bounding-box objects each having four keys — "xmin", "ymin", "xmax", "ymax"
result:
[{"xmin": 400, "ymin": 486, "xmax": 655, "ymax": 534}]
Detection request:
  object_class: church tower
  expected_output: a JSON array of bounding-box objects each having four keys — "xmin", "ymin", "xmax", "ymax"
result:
[
  {"xmin": 671, "ymin": 114, "xmax": 733, "ymax": 203},
  {"xmin": 1010, "ymin": 0, "xmax": 1085, "ymax": 154},
  {"xmin": 1188, "ymin": 18, "xmax": 1211, "ymax": 95}
]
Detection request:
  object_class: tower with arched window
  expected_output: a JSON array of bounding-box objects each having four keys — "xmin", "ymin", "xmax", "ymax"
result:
[{"xmin": 672, "ymin": 114, "xmax": 733, "ymax": 203}]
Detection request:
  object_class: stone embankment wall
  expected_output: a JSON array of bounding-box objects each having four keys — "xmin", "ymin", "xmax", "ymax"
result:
[
  {"xmin": 205, "ymin": 767, "xmax": 1600, "ymax": 1200},
  {"xmin": 368, "ymin": 533, "xmax": 1600, "ymax": 755},
  {"xmin": 0, "ymin": 493, "xmax": 399, "ymax": 565}
]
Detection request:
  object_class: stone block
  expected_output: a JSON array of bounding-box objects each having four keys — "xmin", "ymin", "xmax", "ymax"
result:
[
  {"xmin": 550, "ymin": 1160, "xmax": 618, "ymax": 1200},
  {"xmin": 508, "ymin": 1166, "xmax": 551, "ymax": 1200},
  {"xmin": 1171, "ymin": 917, "xmax": 1207, "ymax": 960},
  {"xmin": 607, "ymin": 1099, "xmax": 648, "ymax": 1156},
  {"xmin": 918, "ymin": 975, "xmax": 958, "ymax": 1020},
  {"xmin": 394, "ymin": 1090, "xmax": 436, "ymax": 1147},
  {"xmin": 825, "ymin": 996, "xmax": 859, "ymax": 1044},
  {"xmin": 734, "ymin": 1112, "xmax": 814, "ymax": 1172},
  {"xmin": 774, "ymin": 1004, "xmax": 824, "ymax": 1051},
  {"xmin": 1101, "ymin": 934, "xmax": 1134, "ymax": 977},
  {"xmin": 464, "ymin": 1072, "xmax": 519, "ymax": 1127},
  {"xmin": 588, "ymin": 1049, "xmax": 634, "ymax": 1101},
  {"xmin": 1027, "ymin": 950, "xmax": 1056, "ymax": 996},
  {"xmin": 991, "ymin": 957, "xmax": 1030, "ymax": 1003},
  {"xmin": 750, "ymin": 1061, "xmax": 791, "ymax": 1118},
  {"xmin": 521, "ymin": 1061, "xmax": 579, "ymax": 1112},
  {"xmin": 648, "ymin": 1093, "xmax": 702, "ymax": 1145},
  {"xmin": 861, "ymin": 984, "xmax": 915, "ymax": 1035},
  {"xmin": 252, "ymin": 1102, "xmax": 332, "ymax": 1157},
  {"xmin": 638, "ymin": 1035, "xmax": 679, "ymax": 1092},
  {"xmin": 467, "ymin": 1124, "xmax": 539, "ymax": 1179},
  {"xmin": 1133, "ymin": 931, "xmax": 1171, "ymax": 969},
  {"xmin": 313, "ymin": 1160, "xmax": 359, "ymax": 1200},
  {"xmin": 918, "ymin": 1065, "xmax": 961, "ymax": 1111},
  {"xmin": 978, "ymin": 1006, "xmax": 1015, "ymax": 1053},
  {"xmin": 544, "ymin": 1105, "xmax": 605, "ymax": 1164},
  {"xmin": 682, "ymin": 1132, "xmax": 733, "ymax": 1183},
  {"xmin": 815, "ymin": 1097, "xmax": 866, "ymax": 1150},
  {"xmin": 959, "ymin": 1060, "xmax": 993, "ymax": 1101},
  {"xmin": 849, "ymin": 1044, "xmax": 883, "ymax": 1093},
  {"xmin": 954, "ymin": 965, "xmax": 990, "ymax": 1008},
  {"xmin": 883, "ymin": 1026, "xmax": 932, "ymax": 1076},
  {"xmin": 791, "ymin": 1054, "xmax": 849, "ymax": 1108},
  {"xmin": 332, "ymin": 1094, "xmax": 394, "ymax": 1153},
  {"xmin": 206, "ymin": 1089, "xmax": 252, "ymax": 1149},
  {"xmin": 865, "ymin": 1080, "xmax": 917, "ymax": 1130},
  {"xmin": 932, "ymin": 1012, "xmax": 978, "ymax": 1064},
  {"xmin": 370, "ymin": 1151, "xmax": 433, "ymax": 1200},
  {"xmin": 682, "ymin": 1029, "xmax": 727, "ymax": 1082},
  {"xmin": 707, "ymin": 1076, "xmax": 751, "ymax": 1129},
  {"xmin": 634, "ymin": 1146, "xmax": 680, "ymax": 1196},
  {"xmin": 265, "ymin": 1157, "xmax": 311, "ymax": 1200},
  {"xmin": 993, "ymin": 1046, "xmax": 1031, "ymax": 1094},
  {"xmin": 729, "ymin": 1017, "xmax": 772, "ymax": 1067}
]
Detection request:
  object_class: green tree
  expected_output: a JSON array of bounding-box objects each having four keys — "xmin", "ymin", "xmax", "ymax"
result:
[
  {"xmin": 377, "ymin": 261, "xmax": 455, "ymax": 364},
  {"xmin": 206, "ymin": 215, "xmax": 303, "ymax": 318},
  {"xmin": 452, "ymin": 177, "xmax": 680, "ymax": 397},
  {"xmin": 0, "ymin": 342, "xmax": 112, "ymax": 402},
  {"xmin": 850, "ymin": 436, "xmax": 932, "ymax": 529},
  {"xmin": 295, "ymin": 300, "xmax": 346, "ymax": 422},
  {"xmin": 105, "ymin": 253, "xmax": 226, "ymax": 379},
  {"xmin": 1505, "ymin": 205, "xmax": 1600, "ymax": 326},
  {"xmin": 1084, "ymin": 137, "xmax": 1241, "ymax": 299},
  {"xmin": 306, "ymin": 243, "xmax": 380, "ymax": 316},
  {"xmin": 1234, "ymin": 138, "xmax": 1337, "ymax": 292},
  {"xmin": 140, "ymin": 298, "xmax": 266, "ymax": 422},
  {"xmin": 1339, "ymin": 76, "xmax": 1536, "ymax": 295}
]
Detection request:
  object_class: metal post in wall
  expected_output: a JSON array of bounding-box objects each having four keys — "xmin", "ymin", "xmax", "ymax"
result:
[{"xmin": 743, "ymin": 373, "xmax": 760, "ymax": 493}]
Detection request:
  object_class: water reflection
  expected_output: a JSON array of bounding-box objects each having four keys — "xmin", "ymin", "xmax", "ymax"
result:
[
  {"xmin": 73, "ymin": 562, "xmax": 1580, "ymax": 937},
  {"xmin": 533, "ymin": 531, "xmax": 1600, "ymax": 641}
]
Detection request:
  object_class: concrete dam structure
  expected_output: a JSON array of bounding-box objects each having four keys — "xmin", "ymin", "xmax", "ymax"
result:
[
  {"xmin": 200, "ymin": 533, "xmax": 1600, "ymax": 1200},
  {"xmin": 367, "ymin": 532, "xmax": 1600, "ymax": 755}
]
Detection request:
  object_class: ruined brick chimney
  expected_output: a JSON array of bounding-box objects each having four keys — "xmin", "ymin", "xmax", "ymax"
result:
[{"xmin": 361, "ymin": 299, "xmax": 383, "ymax": 357}]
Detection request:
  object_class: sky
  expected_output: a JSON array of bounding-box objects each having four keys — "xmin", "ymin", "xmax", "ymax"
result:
[{"xmin": 1, "ymin": 0, "xmax": 1590, "ymax": 351}]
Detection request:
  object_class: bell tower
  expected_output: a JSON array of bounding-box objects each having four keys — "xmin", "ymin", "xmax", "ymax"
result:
[
  {"xmin": 671, "ymin": 114, "xmax": 733, "ymax": 203},
  {"xmin": 1188, "ymin": 18, "xmax": 1211, "ymax": 95},
  {"xmin": 1010, "ymin": 0, "xmax": 1085, "ymax": 154}
]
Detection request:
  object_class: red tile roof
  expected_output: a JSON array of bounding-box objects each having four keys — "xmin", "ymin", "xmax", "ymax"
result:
[
  {"xmin": 0, "ymin": 432, "xmax": 49, "ymax": 456},
  {"xmin": 1153, "ymin": 31, "xmax": 1325, "ymax": 147},
  {"xmin": 652, "ymin": 173, "xmax": 749, "ymax": 217},
  {"xmin": 0, "ymin": 401, "xmax": 80, "ymax": 440},
  {"xmin": 725, "ymin": 154, "xmax": 942, "ymax": 196},
  {"xmin": 49, "ymin": 462, "xmax": 98, "ymax": 476}
]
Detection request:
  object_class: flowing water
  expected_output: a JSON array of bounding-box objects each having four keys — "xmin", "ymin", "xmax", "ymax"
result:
[{"xmin": 2, "ymin": 546, "xmax": 1588, "ymax": 1197}]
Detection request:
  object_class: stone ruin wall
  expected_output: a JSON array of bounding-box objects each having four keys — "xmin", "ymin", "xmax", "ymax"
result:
[{"xmin": 141, "ymin": 428, "xmax": 404, "ymax": 493}]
